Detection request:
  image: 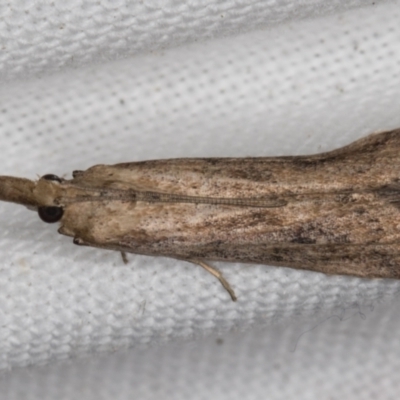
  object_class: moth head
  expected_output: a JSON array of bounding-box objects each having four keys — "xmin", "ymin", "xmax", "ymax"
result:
[
  {"xmin": 0, "ymin": 173, "xmax": 65, "ymax": 223},
  {"xmin": 36, "ymin": 174, "xmax": 64, "ymax": 223}
]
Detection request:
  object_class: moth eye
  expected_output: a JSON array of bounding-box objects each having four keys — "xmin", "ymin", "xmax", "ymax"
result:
[
  {"xmin": 38, "ymin": 206, "xmax": 64, "ymax": 223},
  {"xmin": 41, "ymin": 174, "xmax": 62, "ymax": 183}
]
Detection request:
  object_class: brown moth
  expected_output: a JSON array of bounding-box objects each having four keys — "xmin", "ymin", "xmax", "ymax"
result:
[{"xmin": 1, "ymin": 129, "xmax": 400, "ymax": 301}]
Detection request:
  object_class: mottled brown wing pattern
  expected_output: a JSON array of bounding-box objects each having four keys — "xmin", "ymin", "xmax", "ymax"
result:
[{"xmin": 2, "ymin": 129, "xmax": 400, "ymax": 300}]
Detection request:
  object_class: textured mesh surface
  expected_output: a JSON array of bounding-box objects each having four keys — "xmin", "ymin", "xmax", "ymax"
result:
[
  {"xmin": 0, "ymin": 0, "xmax": 388, "ymax": 81},
  {"xmin": 1, "ymin": 1, "xmax": 400, "ymax": 399},
  {"xmin": 3, "ymin": 300, "xmax": 400, "ymax": 400}
]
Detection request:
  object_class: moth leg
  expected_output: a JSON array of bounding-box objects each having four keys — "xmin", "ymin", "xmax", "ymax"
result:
[
  {"xmin": 73, "ymin": 237, "xmax": 90, "ymax": 246},
  {"xmin": 120, "ymin": 251, "xmax": 128, "ymax": 264},
  {"xmin": 71, "ymin": 237, "xmax": 236, "ymax": 300},
  {"xmin": 189, "ymin": 259, "xmax": 237, "ymax": 302},
  {"xmin": 73, "ymin": 237, "xmax": 129, "ymax": 265}
]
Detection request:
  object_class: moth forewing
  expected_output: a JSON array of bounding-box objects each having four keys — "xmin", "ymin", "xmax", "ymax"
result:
[{"xmin": 1, "ymin": 129, "xmax": 400, "ymax": 301}]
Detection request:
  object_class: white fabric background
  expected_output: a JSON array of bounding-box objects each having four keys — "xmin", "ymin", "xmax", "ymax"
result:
[{"xmin": 1, "ymin": 0, "xmax": 400, "ymax": 399}]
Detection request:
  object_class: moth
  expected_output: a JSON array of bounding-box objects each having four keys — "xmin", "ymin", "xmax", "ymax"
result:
[{"xmin": 1, "ymin": 129, "xmax": 400, "ymax": 301}]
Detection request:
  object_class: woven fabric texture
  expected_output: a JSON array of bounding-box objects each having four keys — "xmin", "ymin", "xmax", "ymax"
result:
[{"xmin": 1, "ymin": 1, "xmax": 400, "ymax": 399}]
